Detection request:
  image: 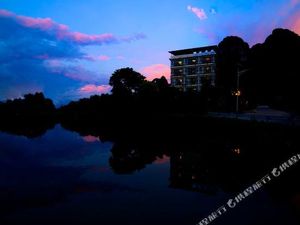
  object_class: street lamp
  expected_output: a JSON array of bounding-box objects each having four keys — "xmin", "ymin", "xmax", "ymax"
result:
[{"xmin": 234, "ymin": 65, "xmax": 249, "ymax": 113}]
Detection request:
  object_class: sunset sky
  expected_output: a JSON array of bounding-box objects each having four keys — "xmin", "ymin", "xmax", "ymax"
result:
[{"xmin": 0, "ymin": 0, "xmax": 299, "ymax": 104}]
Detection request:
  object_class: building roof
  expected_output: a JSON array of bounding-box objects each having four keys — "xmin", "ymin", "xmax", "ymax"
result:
[{"xmin": 169, "ymin": 45, "xmax": 218, "ymax": 56}]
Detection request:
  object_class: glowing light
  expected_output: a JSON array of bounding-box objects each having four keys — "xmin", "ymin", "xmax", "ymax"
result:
[
  {"xmin": 233, "ymin": 148, "xmax": 241, "ymax": 155},
  {"xmin": 232, "ymin": 90, "xmax": 241, "ymax": 96}
]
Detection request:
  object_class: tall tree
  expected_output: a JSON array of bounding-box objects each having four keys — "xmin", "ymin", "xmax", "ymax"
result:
[
  {"xmin": 217, "ymin": 36, "xmax": 250, "ymax": 92},
  {"xmin": 216, "ymin": 36, "xmax": 250, "ymax": 111},
  {"xmin": 109, "ymin": 67, "xmax": 146, "ymax": 96}
]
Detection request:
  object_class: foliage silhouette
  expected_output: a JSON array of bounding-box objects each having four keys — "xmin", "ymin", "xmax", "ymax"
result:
[
  {"xmin": 215, "ymin": 36, "xmax": 250, "ymax": 111},
  {"xmin": 0, "ymin": 92, "xmax": 56, "ymax": 138},
  {"xmin": 244, "ymin": 28, "xmax": 300, "ymax": 112},
  {"xmin": 109, "ymin": 67, "xmax": 146, "ymax": 96},
  {"xmin": 1, "ymin": 28, "xmax": 300, "ymax": 139},
  {"xmin": 212, "ymin": 28, "xmax": 300, "ymax": 113}
]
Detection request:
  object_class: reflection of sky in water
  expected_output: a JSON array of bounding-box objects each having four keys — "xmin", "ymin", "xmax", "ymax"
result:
[{"xmin": 0, "ymin": 126, "xmax": 299, "ymax": 225}]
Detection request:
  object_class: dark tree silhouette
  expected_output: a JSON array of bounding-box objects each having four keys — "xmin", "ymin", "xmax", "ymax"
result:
[
  {"xmin": 2, "ymin": 28, "xmax": 299, "ymax": 138},
  {"xmin": 109, "ymin": 143, "xmax": 159, "ymax": 174},
  {"xmin": 0, "ymin": 92, "xmax": 55, "ymax": 118},
  {"xmin": 246, "ymin": 28, "xmax": 300, "ymax": 112},
  {"xmin": 217, "ymin": 36, "xmax": 250, "ymax": 91},
  {"xmin": 215, "ymin": 36, "xmax": 250, "ymax": 111},
  {"xmin": 0, "ymin": 92, "xmax": 56, "ymax": 138},
  {"xmin": 152, "ymin": 76, "xmax": 169, "ymax": 91},
  {"xmin": 109, "ymin": 67, "xmax": 146, "ymax": 96},
  {"xmin": 139, "ymin": 76, "xmax": 173, "ymax": 98}
]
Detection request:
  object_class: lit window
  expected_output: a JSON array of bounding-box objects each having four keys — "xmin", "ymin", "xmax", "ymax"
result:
[{"xmin": 176, "ymin": 78, "xmax": 183, "ymax": 85}]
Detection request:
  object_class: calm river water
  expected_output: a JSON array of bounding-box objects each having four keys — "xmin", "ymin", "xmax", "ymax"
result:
[{"xmin": 0, "ymin": 125, "xmax": 299, "ymax": 225}]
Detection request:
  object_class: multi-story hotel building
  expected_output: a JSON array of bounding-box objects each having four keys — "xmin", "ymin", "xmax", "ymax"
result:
[{"xmin": 169, "ymin": 45, "xmax": 217, "ymax": 92}]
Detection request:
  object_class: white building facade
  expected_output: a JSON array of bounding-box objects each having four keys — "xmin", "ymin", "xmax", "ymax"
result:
[{"xmin": 169, "ymin": 46, "xmax": 217, "ymax": 92}]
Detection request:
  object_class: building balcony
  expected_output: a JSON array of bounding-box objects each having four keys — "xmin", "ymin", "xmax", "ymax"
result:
[
  {"xmin": 200, "ymin": 73, "xmax": 215, "ymax": 76},
  {"xmin": 171, "ymin": 74, "xmax": 184, "ymax": 77},
  {"xmin": 171, "ymin": 62, "xmax": 215, "ymax": 68},
  {"xmin": 171, "ymin": 65, "xmax": 185, "ymax": 68},
  {"xmin": 170, "ymin": 51, "xmax": 216, "ymax": 60}
]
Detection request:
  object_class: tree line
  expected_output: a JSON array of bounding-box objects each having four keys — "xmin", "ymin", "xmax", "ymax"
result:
[{"xmin": 1, "ymin": 28, "xmax": 300, "ymax": 126}]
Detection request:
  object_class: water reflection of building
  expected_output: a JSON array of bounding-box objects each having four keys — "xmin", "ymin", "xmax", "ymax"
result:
[
  {"xmin": 169, "ymin": 152, "xmax": 217, "ymax": 194},
  {"xmin": 169, "ymin": 46, "xmax": 217, "ymax": 92}
]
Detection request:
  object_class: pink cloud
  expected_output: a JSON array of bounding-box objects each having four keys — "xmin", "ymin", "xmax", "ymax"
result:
[
  {"xmin": 0, "ymin": 9, "xmax": 14, "ymax": 17},
  {"xmin": 98, "ymin": 55, "xmax": 110, "ymax": 61},
  {"xmin": 282, "ymin": 1, "xmax": 300, "ymax": 35},
  {"xmin": 291, "ymin": 0, "xmax": 300, "ymax": 6},
  {"xmin": 82, "ymin": 135, "xmax": 100, "ymax": 143},
  {"xmin": 292, "ymin": 18, "xmax": 300, "ymax": 34},
  {"xmin": 250, "ymin": 23, "xmax": 277, "ymax": 45},
  {"xmin": 65, "ymin": 32, "xmax": 118, "ymax": 45},
  {"xmin": 154, "ymin": 155, "xmax": 170, "ymax": 165},
  {"xmin": 192, "ymin": 0, "xmax": 300, "ymax": 46},
  {"xmin": 187, "ymin": 5, "xmax": 208, "ymax": 20},
  {"xmin": 0, "ymin": 9, "xmax": 146, "ymax": 46},
  {"xmin": 286, "ymin": 15, "xmax": 300, "ymax": 35},
  {"xmin": 140, "ymin": 64, "xmax": 170, "ymax": 81},
  {"xmin": 79, "ymin": 84, "xmax": 111, "ymax": 94},
  {"xmin": 20, "ymin": 17, "xmax": 55, "ymax": 30}
]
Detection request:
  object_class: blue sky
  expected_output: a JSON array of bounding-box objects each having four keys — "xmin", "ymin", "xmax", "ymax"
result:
[{"xmin": 0, "ymin": 0, "xmax": 299, "ymax": 104}]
